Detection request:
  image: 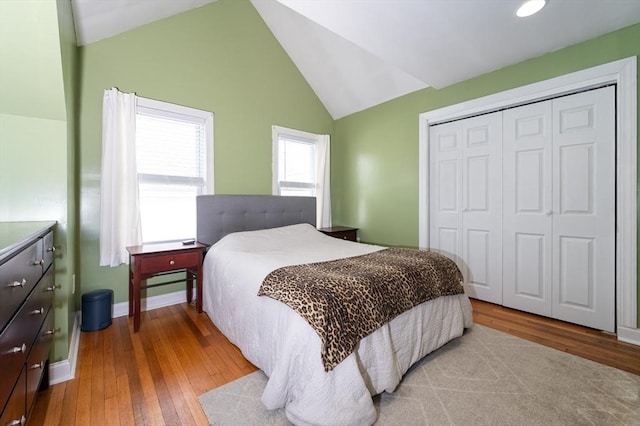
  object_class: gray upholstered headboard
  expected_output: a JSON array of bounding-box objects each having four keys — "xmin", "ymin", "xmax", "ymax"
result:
[{"xmin": 196, "ymin": 195, "xmax": 316, "ymax": 246}]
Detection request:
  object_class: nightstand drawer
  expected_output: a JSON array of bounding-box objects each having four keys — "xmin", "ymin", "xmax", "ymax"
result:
[
  {"xmin": 319, "ymin": 226, "xmax": 358, "ymax": 242},
  {"xmin": 138, "ymin": 250, "xmax": 200, "ymax": 275},
  {"xmin": 330, "ymin": 230, "xmax": 357, "ymax": 241}
]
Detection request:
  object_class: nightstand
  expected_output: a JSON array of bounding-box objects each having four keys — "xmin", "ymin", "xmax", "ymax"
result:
[
  {"xmin": 126, "ymin": 241, "xmax": 207, "ymax": 332},
  {"xmin": 318, "ymin": 226, "xmax": 358, "ymax": 242}
]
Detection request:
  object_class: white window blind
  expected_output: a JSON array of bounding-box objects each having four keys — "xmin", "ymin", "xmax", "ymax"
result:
[{"xmin": 136, "ymin": 98, "xmax": 213, "ymax": 243}]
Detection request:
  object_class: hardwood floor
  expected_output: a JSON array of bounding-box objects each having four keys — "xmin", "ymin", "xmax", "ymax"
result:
[
  {"xmin": 30, "ymin": 299, "xmax": 640, "ymax": 425},
  {"xmin": 29, "ymin": 303, "xmax": 257, "ymax": 426},
  {"xmin": 471, "ymin": 299, "xmax": 640, "ymax": 376}
]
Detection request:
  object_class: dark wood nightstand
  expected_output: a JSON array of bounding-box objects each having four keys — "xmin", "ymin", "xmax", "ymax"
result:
[
  {"xmin": 126, "ymin": 241, "xmax": 207, "ymax": 332},
  {"xmin": 318, "ymin": 226, "xmax": 359, "ymax": 242}
]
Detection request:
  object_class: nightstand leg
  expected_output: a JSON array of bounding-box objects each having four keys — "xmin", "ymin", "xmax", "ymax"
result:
[
  {"xmin": 196, "ymin": 263, "xmax": 203, "ymax": 313},
  {"xmin": 128, "ymin": 265, "xmax": 133, "ymax": 317},
  {"xmin": 186, "ymin": 269, "xmax": 193, "ymax": 304},
  {"xmin": 133, "ymin": 273, "xmax": 142, "ymax": 332}
]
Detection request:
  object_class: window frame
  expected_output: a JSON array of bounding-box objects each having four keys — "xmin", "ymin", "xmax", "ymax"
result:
[
  {"xmin": 136, "ymin": 96, "xmax": 214, "ymax": 243},
  {"xmin": 272, "ymin": 125, "xmax": 320, "ymax": 197}
]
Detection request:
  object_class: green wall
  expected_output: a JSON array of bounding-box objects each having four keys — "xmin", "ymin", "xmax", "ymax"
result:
[
  {"xmin": 0, "ymin": 0, "xmax": 77, "ymax": 361},
  {"xmin": 333, "ymin": 23, "xmax": 640, "ymax": 326},
  {"xmin": 56, "ymin": 0, "xmax": 79, "ymax": 359},
  {"xmin": 77, "ymin": 0, "xmax": 333, "ymax": 303}
]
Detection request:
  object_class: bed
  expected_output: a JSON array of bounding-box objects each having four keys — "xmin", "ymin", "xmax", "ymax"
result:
[{"xmin": 197, "ymin": 194, "xmax": 473, "ymax": 425}]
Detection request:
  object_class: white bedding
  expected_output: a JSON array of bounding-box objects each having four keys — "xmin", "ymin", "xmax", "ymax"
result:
[{"xmin": 202, "ymin": 223, "xmax": 473, "ymax": 426}]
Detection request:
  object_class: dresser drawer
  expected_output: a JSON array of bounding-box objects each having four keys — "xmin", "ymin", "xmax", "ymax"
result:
[
  {"xmin": 0, "ymin": 240, "xmax": 43, "ymax": 331},
  {"xmin": 42, "ymin": 231, "xmax": 55, "ymax": 274},
  {"xmin": 0, "ymin": 316, "xmax": 28, "ymax": 418},
  {"xmin": 26, "ymin": 308, "xmax": 54, "ymax": 416},
  {"xmin": 27, "ymin": 268, "xmax": 55, "ymax": 322},
  {"xmin": 0, "ymin": 268, "xmax": 54, "ymax": 406},
  {"xmin": 138, "ymin": 250, "xmax": 201, "ymax": 275},
  {"xmin": 0, "ymin": 367, "xmax": 25, "ymax": 426}
]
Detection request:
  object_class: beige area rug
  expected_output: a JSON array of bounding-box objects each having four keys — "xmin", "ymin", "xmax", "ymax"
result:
[{"xmin": 198, "ymin": 324, "xmax": 640, "ymax": 425}]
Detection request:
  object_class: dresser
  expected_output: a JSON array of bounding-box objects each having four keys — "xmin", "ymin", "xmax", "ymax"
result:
[{"xmin": 0, "ymin": 222, "xmax": 56, "ymax": 425}]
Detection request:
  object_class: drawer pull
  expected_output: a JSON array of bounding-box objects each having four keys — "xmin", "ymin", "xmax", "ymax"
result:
[
  {"xmin": 47, "ymin": 246, "xmax": 56, "ymax": 253},
  {"xmin": 33, "ymin": 259, "xmax": 45, "ymax": 266},
  {"xmin": 43, "ymin": 328, "xmax": 57, "ymax": 336},
  {"xmin": 30, "ymin": 307, "xmax": 45, "ymax": 316},
  {"xmin": 6, "ymin": 416, "xmax": 26, "ymax": 426},
  {"xmin": 169, "ymin": 260, "xmax": 175, "ymax": 265},
  {"xmin": 46, "ymin": 284, "xmax": 61, "ymax": 292},
  {"xmin": 8, "ymin": 278, "xmax": 26, "ymax": 288},
  {"xmin": 30, "ymin": 361, "xmax": 45, "ymax": 370},
  {"xmin": 8, "ymin": 343, "xmax": 26, "ymax": 354}
]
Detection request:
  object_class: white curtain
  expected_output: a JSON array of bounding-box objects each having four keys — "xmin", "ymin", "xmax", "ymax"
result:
[
  {"xmin": 316, "ymin": 134, "xmax": 331, "ymax": 228},
  {"xmin": 99, "ymin": 88, "xmax": 142, "ymax": 267}
]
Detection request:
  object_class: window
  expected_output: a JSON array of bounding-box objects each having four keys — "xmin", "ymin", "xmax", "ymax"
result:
[
  {"xmin": 272, "ymin": 126, "xmax": 320, "ymax": 196},
  {"xmin": 136, "ymin": 97, "xmax": 213, "ymax": 243},
  {"xmin": 272, "ymin": 126, "xmax": 332, "ymax": 228}
]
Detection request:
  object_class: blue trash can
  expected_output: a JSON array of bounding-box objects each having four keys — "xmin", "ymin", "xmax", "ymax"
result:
[{"xmin": 81, "ymin": 289, "xmax": 113, "ymax": 331}]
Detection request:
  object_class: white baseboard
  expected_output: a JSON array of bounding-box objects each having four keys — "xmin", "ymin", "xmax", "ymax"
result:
[
  {"xmin": 618, "ymin": 325, "xmax": 640, "ymax": 346},
  {"xmin": 112, "ymin": 289, "xmax": 192, "ymax": 318},
  {"xmin": 48, "ymin": 290, "xmax": 190, "ymax": 385},
  {"xmin": 49, "ymin": 311, "xmax": 81, "ymax": 385}
]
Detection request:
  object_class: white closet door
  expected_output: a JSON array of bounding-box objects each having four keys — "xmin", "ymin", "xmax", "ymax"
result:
[
  {"xmin": 461, "ymin": 113, "xmax": 503, "ymax": 303},
  {"xmin": 503, "ymin": 101, "xmax": 553, "ymax": 316},
  {"xmin": 430, "ymin": 113, "xmax": 502, "ymax": 304},
  {"xmin": 551, "ymin": 86, "xmax": 615, "ymax": 332},
  {"xmin": 429, "ymin": 121, "xmax": 463, "ymax": 266}
]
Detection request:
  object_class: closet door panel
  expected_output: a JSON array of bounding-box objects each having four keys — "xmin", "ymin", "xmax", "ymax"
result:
[
  {"xmin": 559, "ymin": 143, "xmax": 594, "ymax": 214},
  {"xmin": 552, "ymin": 86, "xmax": 615, "ymax": 332},
  {"xmin": 503, "ymin": 101, "xmax": 553, "ymax": 316},
  {"xmin": 516, "ymin": 150, "xmax": 545, "ymax": 212},
  {"xmin": 466, "ymin": 229, "xmax": 489, "ymax": 287},
  {"xmin": 466, "ymin": 155, "xmax": 490, "ymax": 211},
  {"xmin": 437, "ymin": 227, "xmax": 460, "ymax": 259},
  {"xmin": 515, "ymin": 233, "xmax": 546, "ymax": 299},
  {"xmin": 429, "ymin": 114, "xmax": 502, "ymax": 304},
  {"xmin": 461, "ymin": 112, "xmax": 502, "ymax": 304},
  {"xmin": 438, "ymin": 159, "xmax": 459, "ymax": 212},
  {"xmin": 429, "ymin": 122, "xmax": 463, "ymax": 266},
  {"xmin": 558, "ymin": 236, "xmax": 594, "ymax": 307}
]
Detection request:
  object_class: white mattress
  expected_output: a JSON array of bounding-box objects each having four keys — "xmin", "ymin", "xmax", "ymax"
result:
[{"xmin": 202, "ymin": 223, "xmax": 473, "ymax": 425}]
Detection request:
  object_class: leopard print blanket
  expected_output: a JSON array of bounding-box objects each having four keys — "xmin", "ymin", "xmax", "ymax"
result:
[{"xmin": 258, "ymin": 247, "xmax": 464, "ymax": 371}]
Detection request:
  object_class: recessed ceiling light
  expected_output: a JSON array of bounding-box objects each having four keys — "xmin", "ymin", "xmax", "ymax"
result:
[{"xmin": 516, "ymin": 0, "xmax": 547, "ymax": 18}]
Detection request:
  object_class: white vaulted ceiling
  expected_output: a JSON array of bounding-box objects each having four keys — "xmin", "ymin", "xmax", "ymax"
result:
[
  {"xmin": 72, "ymin": 0, "xmax": 640, "ymax": 119},
  {"xmin": 72, "ymin": 0, "xmax": 219, "ymax": 46}
]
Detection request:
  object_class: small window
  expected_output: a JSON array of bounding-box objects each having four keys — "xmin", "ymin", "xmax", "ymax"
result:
[
  {"xmin": 136, "ymin": 98, "xmax": 213, "ymax": 242},
  {"xmin": 272, "ymin": 126, "xmax": 319, "ymax": 197}
]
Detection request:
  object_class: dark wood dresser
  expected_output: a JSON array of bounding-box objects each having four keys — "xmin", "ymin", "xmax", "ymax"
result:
[{"xmin": 0, "ymin": 222, "xmax": 56, "ymax": 425}]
